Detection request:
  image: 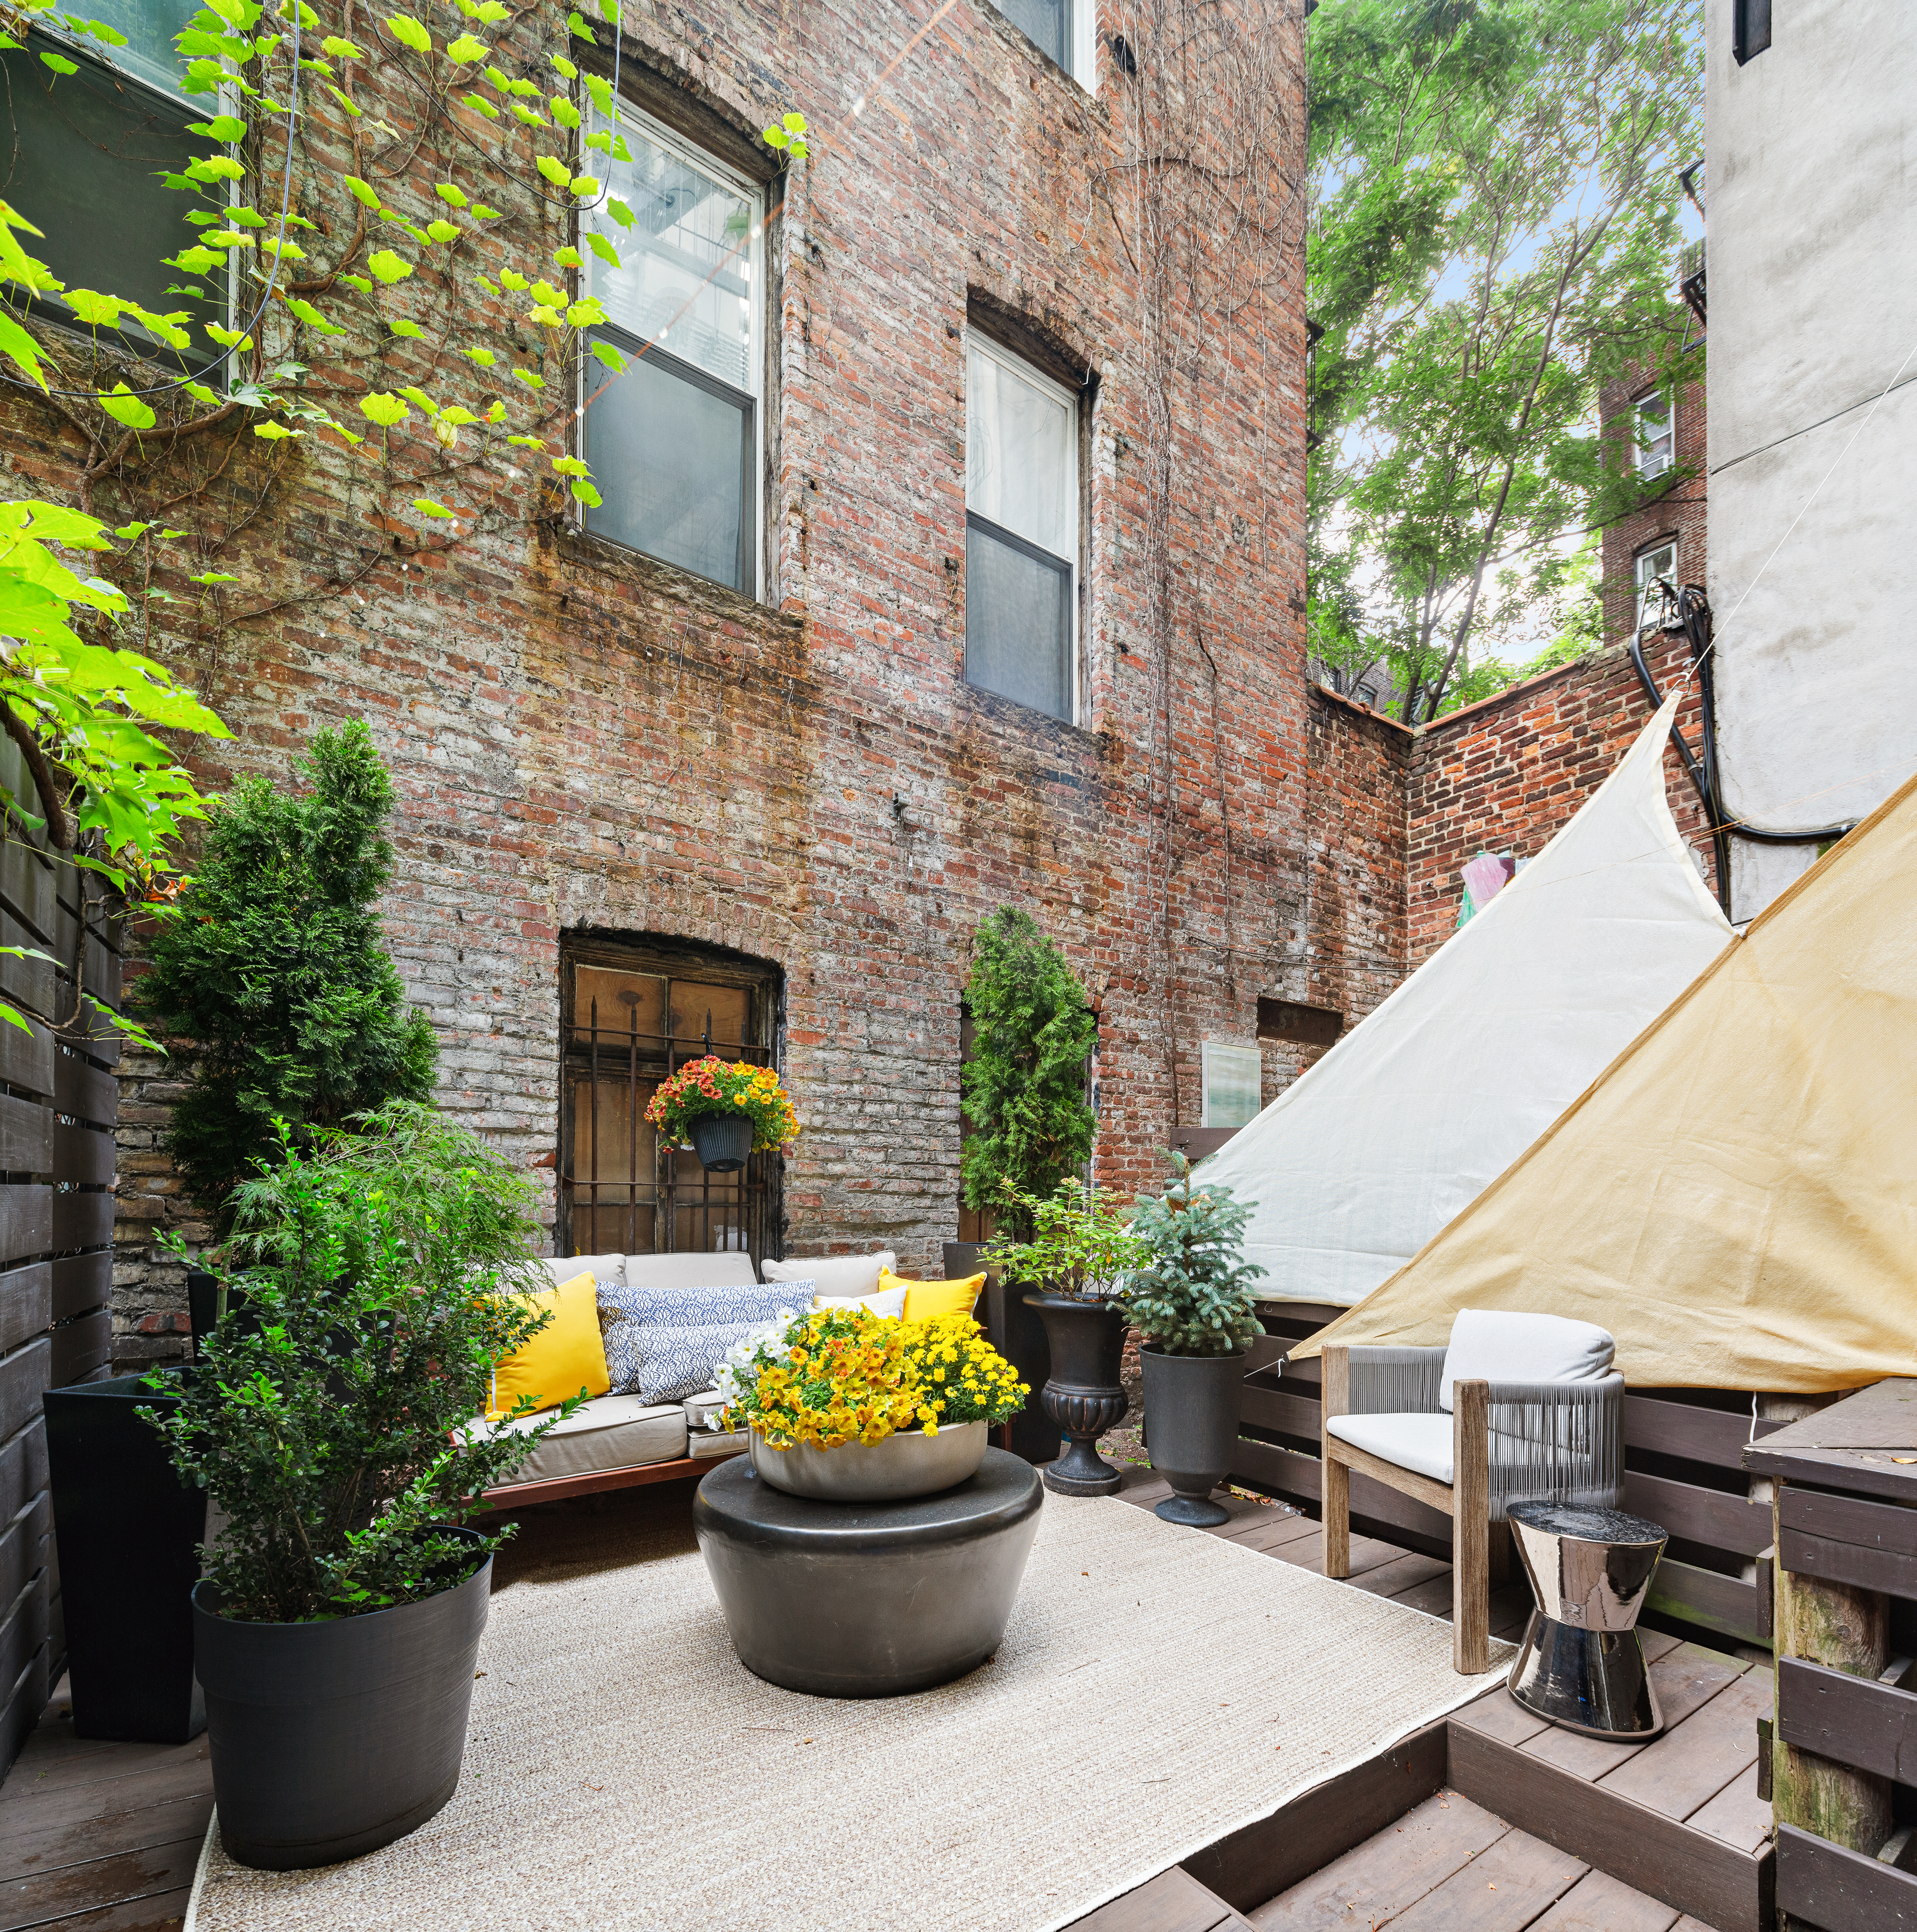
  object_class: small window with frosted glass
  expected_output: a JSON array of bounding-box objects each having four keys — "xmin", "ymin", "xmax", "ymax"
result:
[
  {"xmin": 582, "ymin": 109, "xmax": 764, "ymax": 598},
  {"xmin": 1201, "ymin": 1042, "xmax": 1263, "ymax": 1131},
  {"xmin": 965, "ymin": 335, "xmax": 1080, "ymax": 723}
]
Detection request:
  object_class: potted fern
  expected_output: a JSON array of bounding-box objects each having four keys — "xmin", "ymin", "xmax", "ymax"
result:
[{"xmin": 1118, "ymin": 1154, "xmax": 1264, "ymax": 1526}]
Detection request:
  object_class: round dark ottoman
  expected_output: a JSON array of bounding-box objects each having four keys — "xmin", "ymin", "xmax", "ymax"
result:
[{"xmin": 693, "ymin": 1447, "xmax": 1043, "ymax": 1697}]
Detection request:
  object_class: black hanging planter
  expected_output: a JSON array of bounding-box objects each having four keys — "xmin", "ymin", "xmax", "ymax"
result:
[
  {"xmin": 193, "ymin": 1527, "xmax": 492, "ymax": 1870},
  {"xmin": 689, "ymin": 1112, "xmax": 753, "ymax": 1173},
  {"xmin": 1141, "ymin": 1345, "xmax": 1248, "ymax": 1527},
  {"xmin": 43, "ymin": 1373, "xmax": 207, "ymax": 1743},
  {"xmin": 1023, "ymin": 1292, "xmax": 1128, "ymax": 1495}
]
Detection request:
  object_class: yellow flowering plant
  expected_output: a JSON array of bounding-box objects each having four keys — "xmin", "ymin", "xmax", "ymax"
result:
[
  {"xmin": 716, "ymin": 1307, "xmax": 1026, "ymax": 1448},
  {"xmin": 644, "ymin": 1056, "xmax": 799, "ymax": 1153}
]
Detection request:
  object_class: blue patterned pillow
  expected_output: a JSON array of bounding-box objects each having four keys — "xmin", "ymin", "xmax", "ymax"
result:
[{"xmin": 598, "ymin": 1279, "xmax": 809, "ymax": 1403}]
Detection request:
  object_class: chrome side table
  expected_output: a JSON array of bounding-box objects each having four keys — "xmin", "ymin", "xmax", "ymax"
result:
[{"xmin": 1506, "ymin": 1502, "xmax": 1667, "ymax": 1739}]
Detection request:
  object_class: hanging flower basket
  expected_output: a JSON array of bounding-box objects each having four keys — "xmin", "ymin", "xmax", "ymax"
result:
[{"xmin": 646, "ymin": 1057, "xmax": 799, "ymax": 1175}]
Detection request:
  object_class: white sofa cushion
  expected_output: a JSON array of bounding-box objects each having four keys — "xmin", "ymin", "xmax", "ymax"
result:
[
  {"xmin": 489, "ymin": 1392, "xmax": 688, "ymax": 1484},
  {"xmin": 624, "ymin": 1253, "xmax": 758, "ymax": 1289},
  {"xmin": 814, "ymin": 1286, "xmax": 908, "ymax": 1320},
  {"xmin": 763, "ymin": 1251, "xmax": 895, "ymax": 1298},
  {"xmin": 1326, "ymin": 1412, "xmax": 1454, "ymax": 1486},
  {"xmin": 690, "ymin": 1428, "xmax": 748, "ymax": 1462},
  {"xmin": 545, "ymin": 1254, "xmax": 624, "ymax": 1288},
  {"xmin": 1439, "ymin": 1309, "xmax": 1615, "ymax": 1412}
]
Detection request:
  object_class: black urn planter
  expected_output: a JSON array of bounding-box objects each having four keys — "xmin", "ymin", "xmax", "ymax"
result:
[
  {"xmin": 43, "ymin": 1373, "xmax": 207, "ymax": 1743},
  {"xmin": 1141, "ymin": 1345, "xmax": 1249, "ymax": 1527},
  {"xmin": 193, "ymin": 1528, "xmax": 491, "ymax": 1870},
  {"xmin": 1023, "ymin": 1293, "xmax": 1128, "ymax": 1496},
  {"xmin": 689, "ymin": 1112, "xmax": 753, "ymax": 1173}
]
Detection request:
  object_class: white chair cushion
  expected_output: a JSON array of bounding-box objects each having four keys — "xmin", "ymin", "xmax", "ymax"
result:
[
  {"xmin": 814, "ymin": 1286, "xmax": 908, "ymax": 1320},
  {"xmin": 545, "ymin": 1253, "xmax": 623, "ymax": 1287},
  {"xmin": 1326, "ymin": 1412, "xmax": 1454, "ymax": 1486},
  {"xmin": 763, "ymin": 1251, "xmax": 896, "ymax": 1298},
  {"xmin": 483, "ymin": 1393, "xmax": 688, "ymax": 1483},
  {"xmin": 1438, "ymin": 1309, "xmax": 1615, "ymax": 1412},
  {"xmin": 623, "ymin": 1252, "xmax": 758, "ymax": 1289}
]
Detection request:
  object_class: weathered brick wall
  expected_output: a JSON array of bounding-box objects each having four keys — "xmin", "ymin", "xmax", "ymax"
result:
[
  {"xmin": 1599, "ymin": 344, "xmax": 1707, "ymax": 645},
  {"xmin": 1405, "ymin": 631, "xmax": 1718, "ymax": 968},
  {"xmin": 0, "ymin": 0, "xmax": 1368, "ymax": 1366}
]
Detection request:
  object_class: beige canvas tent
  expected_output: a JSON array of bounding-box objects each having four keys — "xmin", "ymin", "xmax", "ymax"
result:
[{"xmin": 1295, "ymin": 765, "xmax": 1917, "ymax": 1393}]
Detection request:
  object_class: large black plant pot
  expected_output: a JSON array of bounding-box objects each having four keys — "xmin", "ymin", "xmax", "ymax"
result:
[
  {"xmin": 689, "ymin": 1112, "xmax": 753, "ymax": 1173},
  {"xmin": 948, "ymin": 1242, "xmax": 1059, "ymax": 1466},
  {"xmin": 43, "ymin": 1373, "xmax": 207, "ymax": 1743},
  {"xmin": 193, "ymin": 1528, "xmax": 491, "ymax": 1870},
  {"xmin": 1142, "ymin": 1345, "xmax": 1248, "ymax": 1527},
  {"xmin": 1024, "ymin": 1293, "xmax": 1127, "ymax": 1496}
]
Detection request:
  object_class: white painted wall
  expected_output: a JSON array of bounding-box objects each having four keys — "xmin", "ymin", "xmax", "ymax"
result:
[{"xmin": 1706, "ymin": 0, "xmax": 1917, "ymax": 918}]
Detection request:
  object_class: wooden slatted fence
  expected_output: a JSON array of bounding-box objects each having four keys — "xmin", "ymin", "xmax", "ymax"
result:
[{"xmin": 0, "ymin": 731, "xmax": 123, "ymax": 1775}]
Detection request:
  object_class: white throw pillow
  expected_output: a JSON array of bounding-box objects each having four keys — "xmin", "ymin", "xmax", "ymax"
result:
[
  {"xmin": 763, "ymin": 1251, "xmax": 896, "ymax": 1299},
  {"xmin": 813, "ymin": 1286, "xmax": 908, "ymax": 1321},
  {"xmin": 1439, "ymin": 1309, "xmax": 1615, "ymax": 1411}
]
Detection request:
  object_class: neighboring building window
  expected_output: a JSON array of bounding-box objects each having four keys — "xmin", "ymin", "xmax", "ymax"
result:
[
  {"xmin": 994, "ymin": 0, "xmax": 1097, "ymax": 84},
  {"xmin": 1355, "ymin": 682, "xmax": 1379, "ymax": 708},
  {"xmin": 559, "ymin": 937, "xmax": 783, "ymax": 1264},
  {"xmin": 1201, "ymin": 1041, "xmax": 1263, "ymax": 1130},
  {"xmin": 0, "ymin": 0, "xmax": 224, "ymax": 350},
  {"xmin": 965, "ymin": 334, "xmax": 1080, "ymax": 722},
  {"xmin": 1733, "ymin": 0, "xmax": 1771, "ymax": 64},
  {"xmin": 1635, "ymin": 540, "xmax": 1678, "ymax": 632},
  {"xmin": 1635, "ymin": 392, "xmax": 1674, "ymax": 480},
  {"xmin": 583, "ymin": 109, "xmax": 764, "ymax": 596}
]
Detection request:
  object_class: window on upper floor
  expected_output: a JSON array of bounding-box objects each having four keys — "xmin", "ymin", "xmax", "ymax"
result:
[
  {"xmin": 992, "ymin": 0, "xmax": 1099, "ymax": 86},
  {"xmin": 1635, "ymin": 391, "xmax": 1674, "ymax": 481},
  {"xmin": 1355, "ymin": 682, "xmax": 1379, "ymax": 709},
  {"xmin": 1733, "ymin": 0, "xmax": 1771, "ymax": 64},
  {"xmin": 0, "ymin": 0, "xmax": 227, "ymax": 355},
  {"xmin": 1635, "ymin": 540, "xmax": 1678, "ymax": 633},
  {"xmin": 965, "ymin": 334, "xmax": 1080, "ymax": 723},
  {"xmin": 1201, "ymin": 1041, "xmax": 1263, "ymax": 1130},
  {"xmin": 582, "ymin": 107, "xmax": 764, "ymax": 598}
]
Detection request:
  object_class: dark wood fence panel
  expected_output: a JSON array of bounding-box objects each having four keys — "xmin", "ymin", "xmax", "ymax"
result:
[{"xmin": 0, "ymin": 731, "xmax": 123, "ymax": 1776}]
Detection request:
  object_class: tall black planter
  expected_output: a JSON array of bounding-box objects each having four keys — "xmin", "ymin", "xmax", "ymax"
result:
[
  {"xmin": 948, "ymin": 1242, "xmax": 1059, "ymax": 1465},
  {"xmin": 689, "ymin": 1112, "xmax": 752, "ymax": 1173},
  {"xmin": 1141, "ymin": 1345, "xmax": 1248, "ymax": 1527},
  {"xmin": 43, "ymin": 1373, "xmax": 207, "ymax": 1743},
  {"xmin": 193, "ymin": 1528, "xmax": 491, "ymax": 1870},
  {"xmin": 1024, "ymin": 1293, "xmax": 1127, "ymax": 1495}
]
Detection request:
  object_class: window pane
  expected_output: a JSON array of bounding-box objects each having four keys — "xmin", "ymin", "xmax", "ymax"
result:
[
  {"xmin": 996, "ymin": 0, "xmax": 1070, "ymax": 68},
  {"xmin": 967, "ymin": 342, "xmax": 1073, "ymax": 560},
  {"xmin": 1203, "ymin": 1043, "xmax": 1263, "ymax": 1129},
  {"xmin": 590, "ymin": 121, "xmax": 756, "ymax": 394},
  {"xmin": 966, "ymin": 516, "xmax": 1072, "ymax": 720},
  {"xmin": 2, "ymin": 43, "xmax": 221, "ymax": 340},
  {"xmin": 584, "ymin": 336, "xmax": 752, "ymax": 591},
  {"xmin": 70, "ymin": 0, "xmax": 199, "ymax": 99}
]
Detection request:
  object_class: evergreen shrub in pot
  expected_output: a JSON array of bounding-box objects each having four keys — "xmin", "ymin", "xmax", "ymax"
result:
[
  {"xmin": 147, "ymin": 1106, "xmax": 570, "ymax": 1870},
  {"xmin": 1119, "ymin": 1155, "xmax": 1264, "ymax": 1527}
]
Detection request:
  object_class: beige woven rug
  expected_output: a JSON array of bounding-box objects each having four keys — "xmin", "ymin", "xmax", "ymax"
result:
[{"xmin": 185, "ymin": 1496, "xmax": 1511, "ymax": 1932}]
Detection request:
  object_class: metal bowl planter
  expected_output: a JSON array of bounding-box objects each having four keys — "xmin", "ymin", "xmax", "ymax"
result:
[
  {"xmin": 688, "ymin": 1111, "xmax": 754, "ymax": 1173},
  {"xmin": 749, "ymin": 1419, "xmax": 989, "ymax": 1501},
  {"xmin": 1141, "ymin": 1344, "xmax": 1248, "ymax": 1526},
  {"xmin": 191, "ymin": 1527, "xmax": 491, "ymax": 1870},
  {"xmin": 1023, "ymin": 1292, "xmax": 1129, "ymax": 1495}
]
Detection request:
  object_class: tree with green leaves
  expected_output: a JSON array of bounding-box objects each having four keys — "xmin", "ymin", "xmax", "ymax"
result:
[
  {"xmin": 959, "ymin": 909, "xmax": 1097, "ymax": 1244},
  {"xmin": 1308, "ymin": 0, "xmax": 1702, "ymax": 723},
  {"xmin": 132, "ymin": 719, "xmax": 437, "ymax": 1216}
]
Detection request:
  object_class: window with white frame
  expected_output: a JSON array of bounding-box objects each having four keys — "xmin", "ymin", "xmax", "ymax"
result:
[
  {"xmin": 1, "ymin": 0, "xmax": 224, "ymax": 350},
  {"xmin": 993, "ymin": 0, "xmax": 1098, "ymax": 85},
  {"xmin": 1201, "ymin": 1042, "xmax": 1263, "ymax": 1130},
  {"xmin": 582, "ymin": 110, "xmax": 764, "ymax": 597},
  {"xmin": 1635, "ymin": 540, "xmax": 1677, "ymax": 632},
  {"xmin": 1635, "ymin": 392, "xmax": 1674, "ymax": 481},
  {"xmin": 965, "ymin": 335, "xmax": 1079, "ymax": 722}
]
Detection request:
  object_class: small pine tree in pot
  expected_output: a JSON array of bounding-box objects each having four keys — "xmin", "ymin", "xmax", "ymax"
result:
[{"xmin": 1119, "ymin": 1153, "xmax": 1267, "ymax": 1527}]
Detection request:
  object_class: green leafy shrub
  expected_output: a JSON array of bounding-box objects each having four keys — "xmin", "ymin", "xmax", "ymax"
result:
[
  {"xmin": 1118, "ymin": 1153, "xmax": 1264, "ymax": 1356},
  {"xmin": 132, "ymin": 720, "xmax": 437, "ymax": 1217},
  {"xmin": 986, "ymin": 1177, "xmax": 1147, "ymax": 1303},
  {"xmin": 149, "ymin": 1107, "xmax": 563, "ymax": 1622},
  {"xmin": 960, "ymin": 909, "xmax": 1097, "ymax": 1241}
]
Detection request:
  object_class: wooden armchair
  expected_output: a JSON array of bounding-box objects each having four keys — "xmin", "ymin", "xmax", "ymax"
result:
[{"xmin": 1321, "ymin": 1314, "xmax": 1624, "ymax": 1673}]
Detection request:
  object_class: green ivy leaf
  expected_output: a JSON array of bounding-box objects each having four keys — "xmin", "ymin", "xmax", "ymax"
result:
[
  {"xmin": 550, "ymin": 53, "xmax": 579, "ymax": 79},
  {"xmin": 395, "ymin": 385, "xmax": 440, "ymax": 416},
  {"xmin": 498, "ymin": 268, "xmax": 529, "ymax": 291},
  {"xmin": 188, "ymin": 570, "xmax": 240, "ymax": 584},
  {"xmin": 98, "ymin": 383, "xmax": 157, "ymax": 430},
  {"xmin": 168, "ymin": 246, "xmax": 225, "ymax": 277},
  {"xmin": 327, "ymin": 84, "xmax": 363, "ymax": 117},
  {"xmin": 551, "ymin": 455, "xmax": 590, "ymax": 477},
  {"xmin": 513, "ymin": 102, "xmax": 550, "ymax": 129},
  {"xmin": 435, "ymin": 183, "xmax": 469, "ymax": 210},
  {"xmin": 568, "ymin": 174, "xmax": 600, "ymax": 198},
  {"xmin": 63, "ymin": 288, "xmax": 121, "ymax": 329},
  {"xmin": 38, "ymin": 50, "xmax": 78, "ymax": 75},
  {"xmin": 439, "ymin": 405, "xmax": 480, "ymax": 427},
  {"xmin": 460, "ymin": 91, "xmax": 499, "ymax": 118},
  {"xmin": 388, "ymin": 318, "xmax": 425, "ymax": 339},
  {"xmin": 566, "ymin": 10, "xmax": 592, "ymax": 39},
  {"xmin": 412, "ymin": 498, "xmax": 455, "ymax": 518},
  {"xmin": 565, "ymin": 297, "xmax": 607, "ymax": 327},
  {"xmin": 471, "ymin": 204, "xmax": 504, "ymax": 220},
  {"xmin": 186, "ymin": 154, "xmax": 247, "ymax": 183},
  {"xmin": 252, "ymin": 422, "xmax": 300, "ymax": 439},
  {"xmin": 571, "ymin": 479, "xmax": 602, "ymax": 507},
  {"xmin": 552, "ymin": 245, "xmax": 584, "ymax": 269},
  {"xmin": 460, "ymin": 345, "xmax": 496, "ymax": 366},
  {"xmin": 187, "ymin": 114, "xmax": 249, "ymax": 142},
  {"xmin": 534, "ymin": 155, "xmax": 571, "ymax": 190},
  {"xmin": 321, "ymin": 35, "xmax": 364, "ymax": 57},
  {"xmin": 507, "ymin": 434, "xmax": 544, "ymax": 449},
  {"xmin": 585, "ymin": 232, "xmax": 621, "ymax": 268},
  {"xmin": 366, "ymin": 249, "xmax": 413, "ymax": 284},
  {"xmin": 385, "ymin": 13, "xmax": 432, "ymax": 54},
  {"xmin": 605, "ymin": 196, "xmax": 635, "ymax": 231},
  {"xmin": 531, "ymin": 278, "xmax": 567, "ymax": 308},
  {"xmin": 0, "ymin": 312, "xmax": 47, "ymax": 391},
  {"xmin": 485, "ymin": 399, "xmax": 506, "ymax": 422},
  {"xmin": 344, "ymin": 176, "xmax": 382, "ymax": 209},
  {"xmin": 551, "ymin": 96, "xmax": 581, "ymax": 131},
  {"xmin": 205, "ymin": 322, "xmax": 255, "ymax": 350},
  {"xmin": 339, "ymin": 273, "xmax": 374, "ymax": 294},
  {"xmin": 510, "ymin": 367, "xmax": 544, "ymax": 389},
  {"xmin": 425, "ymin": 219, "xmax": 461, "ymax": 244},
  {"xmin": 588, "ymin": 338, "xmax": 626, "ymax": 372},
  {"xmin": 445, "ymin": 34, "xmax": 488, "ymax": 63},
  {"xmin": 359, "ymin": 391, "xmax": 410, "ymax": 427},
  {"xmin": 282, "ymin": 296, "xmax": 343, "ymax": 334}
]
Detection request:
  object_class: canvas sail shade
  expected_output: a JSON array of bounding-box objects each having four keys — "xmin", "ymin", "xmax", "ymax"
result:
[
  {"xmin": 1295, "ymin": 763, "xmax": 1917, "ymax": 1393},
  {"xmin": 1199, "ymin": 696, "xmax": 1732, "ymax": 1306}
]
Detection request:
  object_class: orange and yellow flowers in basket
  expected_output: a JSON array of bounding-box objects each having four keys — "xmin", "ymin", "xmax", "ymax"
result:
[{"xmin": 644, "ymin": 1056, "xmax": 799, "ymax": 1153}]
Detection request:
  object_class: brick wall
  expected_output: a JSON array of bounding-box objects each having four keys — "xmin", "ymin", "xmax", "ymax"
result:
[
  {"xmin": 1599, "ymin": 338, "xmax": 1707, "ymax": 646},
  {"xmin": 1405, "ymin": 631, "xmax": 1717, "ymax": 968}
]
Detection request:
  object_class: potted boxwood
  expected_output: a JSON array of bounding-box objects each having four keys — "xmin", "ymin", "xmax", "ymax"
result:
[
  {"xmin": 988, "ymin": 1179, "xmax": 1148, "ymax": 1496},
  {"xmin": 645, "ymin": 1054, "xmax": 799, "ymax": 1174},
  {"xmin": 1117, "ymin": 1154, "xmax": 1264, "ymax": 1526},
  {"xmin": 145, "ymin": 1104, "xmax": 573, "ymax": 1871}
]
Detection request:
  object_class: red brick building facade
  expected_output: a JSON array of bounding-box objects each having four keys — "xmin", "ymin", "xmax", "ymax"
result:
[{"xmin": 1598, "ymin": 337, "xmax": 1707, "ymax": 649}]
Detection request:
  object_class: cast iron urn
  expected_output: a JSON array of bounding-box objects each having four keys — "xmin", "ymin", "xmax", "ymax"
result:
[{"xmin": 1023, "ymin": 1291, "xmax": 1128, "ymax": 1495}]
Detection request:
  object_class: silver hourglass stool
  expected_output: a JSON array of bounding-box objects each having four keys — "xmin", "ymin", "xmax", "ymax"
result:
[{"xmin": 1505, "ymin": 1502, "xmax": 1668, "ymax": 1739}]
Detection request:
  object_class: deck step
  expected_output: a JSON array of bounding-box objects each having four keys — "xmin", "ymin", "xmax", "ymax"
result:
[{"xmin": 1443, "ymin": 1635, "xmax": 1774, "ymax": 1932}]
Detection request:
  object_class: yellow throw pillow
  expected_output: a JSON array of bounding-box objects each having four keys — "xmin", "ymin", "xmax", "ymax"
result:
[
  {"xmin": 488, "ymin": 1271, "xmax": 611, "ymax": 1418},
  {"xmin": 882, "ymin": 1266, "xmax": 987, "ymax": 1324}
]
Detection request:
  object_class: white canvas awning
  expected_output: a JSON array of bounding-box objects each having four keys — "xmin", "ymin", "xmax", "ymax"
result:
[{"xmin": 1201, "ymin": 697, "xmax": 1733, "ymax": 1304}]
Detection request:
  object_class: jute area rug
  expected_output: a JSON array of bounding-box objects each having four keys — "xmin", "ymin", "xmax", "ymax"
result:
[{"xmin": 186, "ymin": 1494, "xmax": 1511, "ymax": 1932}]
